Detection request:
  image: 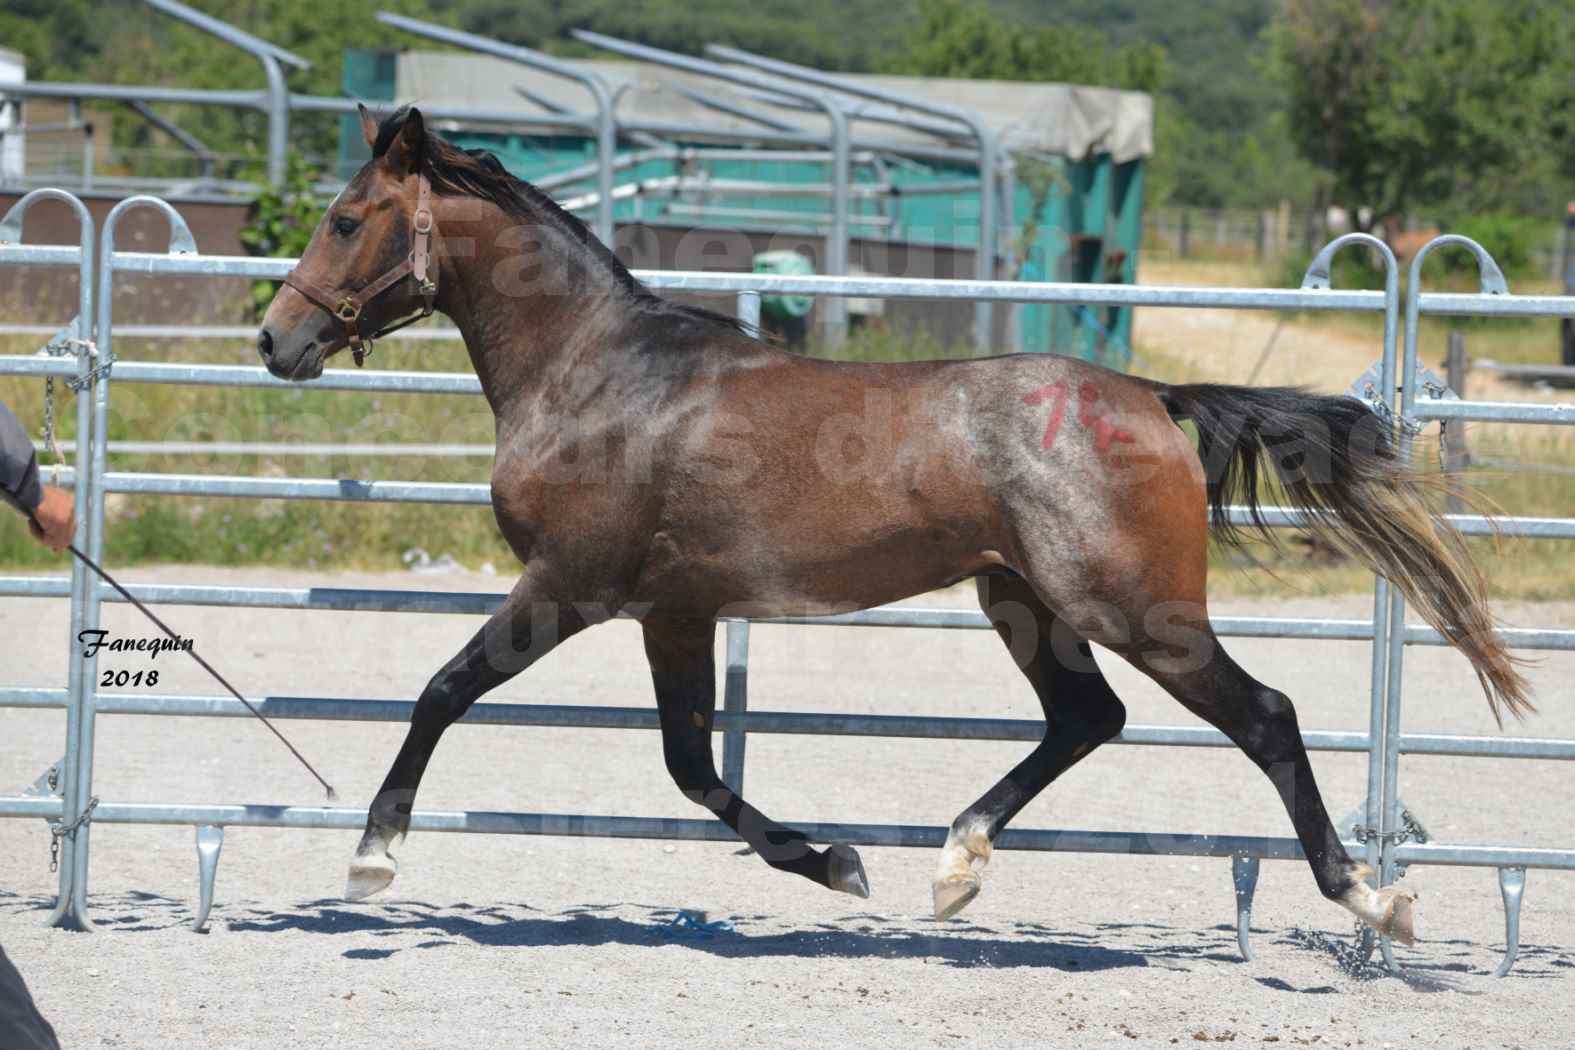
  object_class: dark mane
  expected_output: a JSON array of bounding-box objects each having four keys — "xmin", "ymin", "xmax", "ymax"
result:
[{"xmin": 372, "ymin": 107, "xmax": 752, "ymax": 338}]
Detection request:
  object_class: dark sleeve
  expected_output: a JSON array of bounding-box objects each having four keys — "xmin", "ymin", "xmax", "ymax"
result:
[
  {"xmin": 0, "ymin": 948, "xmax": 62, "ymax": 1050},
  {"xmin": 0, "ymin": 398, "xmax": 44, "ymax": 516}
]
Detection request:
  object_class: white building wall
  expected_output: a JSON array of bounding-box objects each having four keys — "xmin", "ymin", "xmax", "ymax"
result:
[{"xmin": 0, "ymin": 48, "xmax": 24, "ymax": 183}]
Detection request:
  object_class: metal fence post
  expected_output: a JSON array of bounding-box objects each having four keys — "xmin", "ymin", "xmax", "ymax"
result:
[
  {"xmin": 53, "ymin": 243, "xmax": 96, "ymax": 930},
  {"xmin": 722, "ymin": 621, "xmax": 750, "ymax": 796},
  {"xmin": 1443, "ymin": 332, "xmax": 1470, "ymax": 511},
  {"xmin": 1381, "ymin": 234, "xmax": 1512, "ymax": 974},
  {"xmin": 1300, "ymin": 232, "xmax": 1401, "ymax": 965},
  {"xmin": 261, "ymin": 54, "xmax": 289, "ymax": 188},
  {"xmin": 736, "ymin": 289, "xmax": 761, "ymax": 334},
  {"xmin": 58, "ymin": 196, "xmax": 201, "ymax": 929},
  {"xmin": 0, "ymin": 189, "xmax": 97, "ymax": 929},
  {"xmin": 717, "ymin": 288, "xmax": 759, "ymax": 795}
]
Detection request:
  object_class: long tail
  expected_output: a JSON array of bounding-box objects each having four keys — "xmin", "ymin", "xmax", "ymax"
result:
[{"xmin": 1156, "ymin": 382, "xmax": 1532, "ymax": 723}]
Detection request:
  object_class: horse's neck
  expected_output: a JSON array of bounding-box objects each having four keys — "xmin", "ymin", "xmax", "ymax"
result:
[{"xmin": 436, "ymin": 199, "xmax": 625, "ymax": 418}]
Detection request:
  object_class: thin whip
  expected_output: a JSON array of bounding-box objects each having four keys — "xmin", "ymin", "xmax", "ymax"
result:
[{"xmin": 64, "ymin": 542, "xmax": 338, "ymax": 801}]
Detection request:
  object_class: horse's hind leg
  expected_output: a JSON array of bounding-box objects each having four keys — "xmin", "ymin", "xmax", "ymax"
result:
[
  {"xmin": 1023, "ymin": 524, "xmax": 1417, "ymax": 942},
  {"xmin": 346, "ymin": 569, "xmax": 591, "ymax": 899},
  {"xmin": 1122, "ymin": 625, "xmax": 1417, "ymax": 944},
  {"xmin": 932, "ymin": 573, "xmax": 1128, "ymax": 919},
  {"xmin": 642, "ymin": 615, "xmax": 870, "ymax": 898}
]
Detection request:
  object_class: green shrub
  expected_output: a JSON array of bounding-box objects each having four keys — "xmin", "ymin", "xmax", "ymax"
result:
[
  {"xmin": 237, "ymin": 151, "xmax": 326, "ymax": 319},
  {"xmin": 1438, "ymin": 213, "xmax": 1544, "ymax": 280}
]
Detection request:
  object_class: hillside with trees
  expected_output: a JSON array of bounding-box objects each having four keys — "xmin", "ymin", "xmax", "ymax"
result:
[{"xmin": 1, "ymin": 0, "xmax": 1569, "ymax": 222}]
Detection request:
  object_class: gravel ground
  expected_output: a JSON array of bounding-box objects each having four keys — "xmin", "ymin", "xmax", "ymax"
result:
[{"xmin": 2, "ymin": 566, "xmax": 1572, "ymax": 1049}]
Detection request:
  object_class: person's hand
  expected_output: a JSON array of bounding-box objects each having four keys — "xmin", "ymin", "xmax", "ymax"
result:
[{"xmin": 28, "ymin": 485, "xmax": 76, "ymax": 553}]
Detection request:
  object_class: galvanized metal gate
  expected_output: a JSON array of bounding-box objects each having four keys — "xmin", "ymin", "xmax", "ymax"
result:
[{"xmin": 1, "ymin": 189, "xmax": 1571, "ymax": 977}]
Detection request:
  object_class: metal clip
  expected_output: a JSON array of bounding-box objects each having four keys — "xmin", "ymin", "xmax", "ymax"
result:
[
  {"xmin": 1396, "ymin": 805, "xmax": 1430, "ymax": 845},
  {"xmin": 48, "ymin": 795, "xmax": 99, "ymax": 874},
  {"xmin": 66, "ymin": 351, "xmax": 114, "ymax": 393},
  {"xmin": 1349, "ymin": 362, "xmax": 1461, "ymax": 438},
  {"xmin": 1341, "ymin": 805, "xmax": 1430, "ymax": 856},
  {"xmin": 1347, "ymin": 362, "xmax": 1391, "ymax": 420},
  {"xmin": 22, "ymin": 759, "xmax": 64, "ymax": 799},
  {"xmin": 1414, "ymin": 365, "xmax": 1461, "ymax": 458},
  {"xmin": 35, "ymin": 316, "xmax": 88, "ymax": 358},
  {"xmin": 1344, "ymin": 802, "xmax": 1428, "ymax": 847}
]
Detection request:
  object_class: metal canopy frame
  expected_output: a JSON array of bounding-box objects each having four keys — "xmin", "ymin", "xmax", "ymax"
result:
[
  {"xmin": 0, "ymin": 11, "xmax": 1132, "ymax": 353},
  {"xmin": 124, "ymin": 100, "xmax": 216, "ymax": 182},
  {"xmin": 570, "ymin": 29, "xmax": 851, "ymax": 344},
  {"xmin": 375, "ymin": 12, "xmax": 616, "ymax": 245},
  {"xmin": 142, "ymin": 0, "xmax": 306, "ymax": 186},
  {"xmin": 706, "ymin": 45, "xmax": 998, "ymax": 352}
]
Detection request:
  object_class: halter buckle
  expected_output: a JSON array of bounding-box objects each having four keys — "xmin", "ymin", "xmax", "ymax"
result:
[
  {"xmin": 413, "ymin": 209, "xmax": 433, "ymax": 234},
  {"xmin": 335, "ymin": 298, "xmax": 360, "ymax": 322}
]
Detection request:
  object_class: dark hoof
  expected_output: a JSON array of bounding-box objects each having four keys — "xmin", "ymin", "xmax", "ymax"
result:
[{"xmin": 828, "ymin": 844, "xmax": 870, "ymax": 899}]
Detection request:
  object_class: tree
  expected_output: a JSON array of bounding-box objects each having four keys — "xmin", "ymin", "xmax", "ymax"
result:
[
  {"xmin": 1271, "ymin": 0, "xmax": 1575, "ymax": 226},
  {"xmin": 1, "ymin": 0, "xmax": 435, "ymax": 172},
  {"xmin": 882, "ymin": 0, "xmax": 1165, "ymax": 93}
]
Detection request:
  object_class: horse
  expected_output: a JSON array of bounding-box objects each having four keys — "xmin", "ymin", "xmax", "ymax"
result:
[{"xmin": 257, "ymin": 105, "xmax": 1532, "ymax": 946}]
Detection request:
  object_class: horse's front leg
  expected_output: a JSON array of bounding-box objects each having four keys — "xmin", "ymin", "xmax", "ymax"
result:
[
  {"xmin": 345, "ymin": 569, "xmax": 592, "ymax": 899},
  {"xmin": 643, "ymin": 615, "xmax": 869, "ymax": 898}
]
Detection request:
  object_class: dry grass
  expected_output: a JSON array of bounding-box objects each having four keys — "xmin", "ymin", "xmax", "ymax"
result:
[{"xmin": 1132, "ymin": 257, "xmax": 1575, "ymax": 603}]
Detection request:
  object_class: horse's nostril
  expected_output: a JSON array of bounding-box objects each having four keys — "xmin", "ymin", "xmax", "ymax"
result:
[{"xmin": 257, "ymin": 329, "xmax": 273, "ymax": 360}]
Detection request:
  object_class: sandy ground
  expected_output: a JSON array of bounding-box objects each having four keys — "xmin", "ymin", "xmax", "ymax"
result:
[
  {"xmin": 1133, "ymin": 258, "xmax": 1566, "ymax": 408},
  {"xmin": 2, "ymin": 566, "xmax": 1573, "ymax": 1049}
]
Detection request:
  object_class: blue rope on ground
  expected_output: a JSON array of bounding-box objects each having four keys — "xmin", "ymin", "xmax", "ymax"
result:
[{"xmin": 657, "ymin": 910, "xmax": 737, "ymax": 939}]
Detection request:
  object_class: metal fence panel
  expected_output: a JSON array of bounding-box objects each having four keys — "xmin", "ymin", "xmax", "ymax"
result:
[{"xmin": 1, "ymin": 204, "xmax": 1571, "ymax": 977}]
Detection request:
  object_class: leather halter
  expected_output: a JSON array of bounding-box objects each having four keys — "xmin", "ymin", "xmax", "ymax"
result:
[{"xmin": 283, "ymin": 172, "xmax": 438, "ymax": 367}]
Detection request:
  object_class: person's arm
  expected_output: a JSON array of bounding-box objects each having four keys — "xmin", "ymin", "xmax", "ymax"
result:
[
  {"xmin": 0, "ymin": 399, "xmax": 74, "ymax": 551},
  {"xmin": 0, "ymin": 398, "xmax": 43, "ymax": 517}
]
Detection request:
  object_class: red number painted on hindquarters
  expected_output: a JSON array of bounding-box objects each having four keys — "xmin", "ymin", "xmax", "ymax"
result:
[
  {"xmin": 1075, "ymin": 382, "xmax": 1136, "ymax": 451},
  {"xmin": 1022, "ymin": 382, "xmax": 1070, "ymax": 449},
  {"xmin": 1024, "ymin": 381, "xmax": 1135, "ymax": 452}
]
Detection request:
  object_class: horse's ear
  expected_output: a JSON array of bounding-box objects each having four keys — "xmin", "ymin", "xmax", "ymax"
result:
[
  {"xmin": 384, "ymin": 107, "xmax": 425, "ymax": 176},
  {"xmin": 358, "ymin": 103, "xmax": 379, "ymax": 151}
]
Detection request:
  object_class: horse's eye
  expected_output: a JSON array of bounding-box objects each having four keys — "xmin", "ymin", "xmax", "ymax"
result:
[{"xmin": 333, "ymin": 216, "xmax": 359, "ymax": 238}]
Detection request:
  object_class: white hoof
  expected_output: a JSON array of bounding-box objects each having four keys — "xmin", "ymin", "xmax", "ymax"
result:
[
  {"xmin": 931, "ymin": 821, "xmax": 991, "ymax": 919},
  {"xmin": 1376, "ymin": 885, "xmax": 1418, "ymax": 946},
  {"xmin": 345, "ymin": 852, "xmax": 397, "ymax": 901},
  {"xmin": 828, "ymin": 844, "xmax": 870, "ymax": 899},
  {"xmin": 1340, "ymin": 866, "xmax": 1418, "ymax": 946},
  {"xmin": 932, "ymin": 872, "xmax": 981, "ymax": 921}
]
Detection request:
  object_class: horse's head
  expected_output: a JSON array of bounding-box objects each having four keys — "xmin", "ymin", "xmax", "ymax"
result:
[{"xmin": 257, "ymin": 106, "xmax": 437, "ymax": 380}]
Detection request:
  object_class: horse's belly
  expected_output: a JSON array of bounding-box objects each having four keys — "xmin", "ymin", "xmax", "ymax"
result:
[{"xmin": 631, "ymin": 515, "xmax": 994, "ymax": 618}]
